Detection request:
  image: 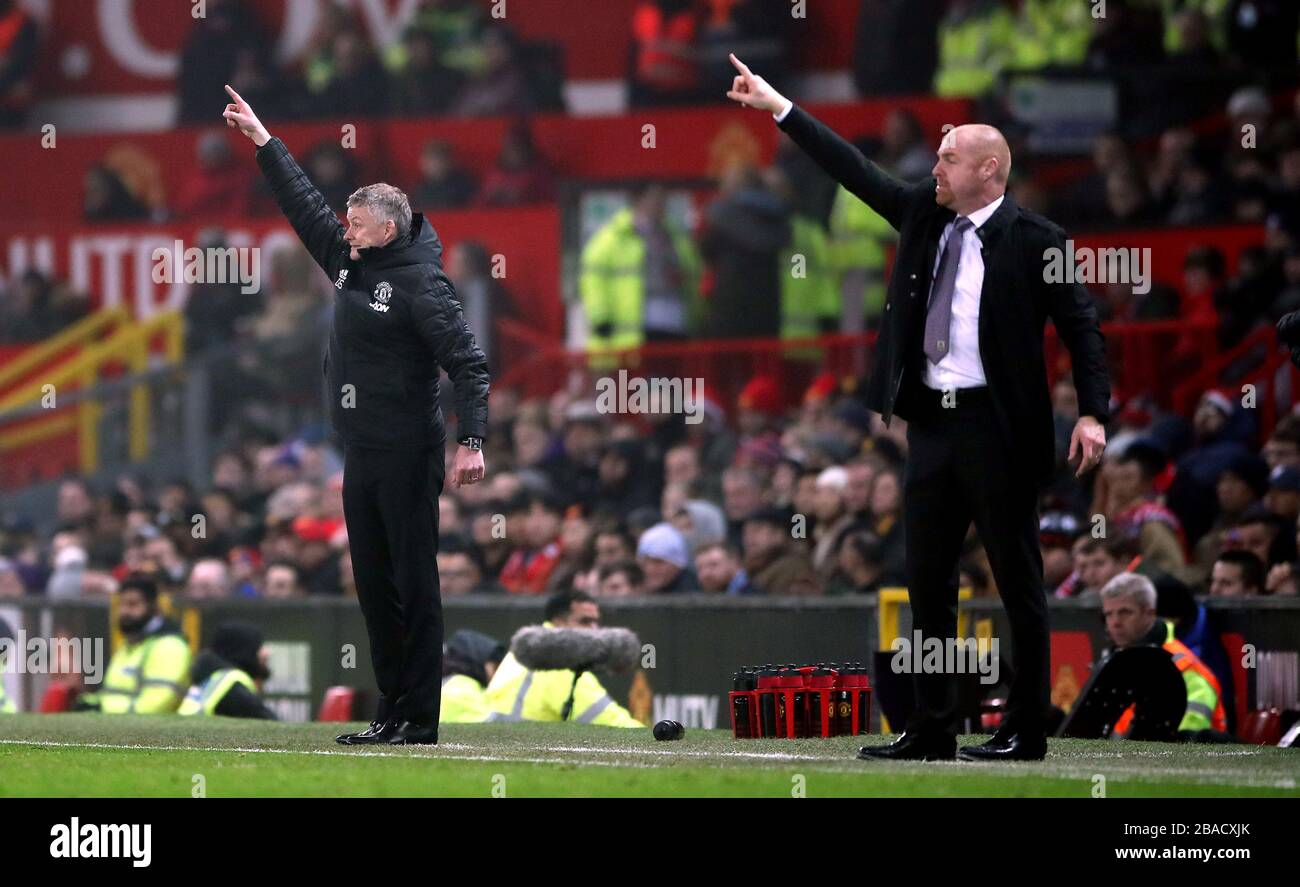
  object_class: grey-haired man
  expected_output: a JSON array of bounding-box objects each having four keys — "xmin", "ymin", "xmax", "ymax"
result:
[{"xmin": 224, "ymin": 85, "xmax": 490, "ymax": 745}]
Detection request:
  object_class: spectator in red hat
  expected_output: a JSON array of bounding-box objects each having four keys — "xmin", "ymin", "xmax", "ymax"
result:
[{"xmin": 736, "ymin": 374, "xmax": 782, "ymax": 436}]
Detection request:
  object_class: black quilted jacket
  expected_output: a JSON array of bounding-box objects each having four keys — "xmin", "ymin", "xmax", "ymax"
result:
[{"xmin": 255, "ymin": 137, "xmax": 489, "ymax": 450}]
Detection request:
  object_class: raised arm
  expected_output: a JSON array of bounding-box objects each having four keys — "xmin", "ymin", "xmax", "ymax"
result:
[
  {"xmin": 725, "ymin": 54, "xmax": 909, "ymax": 230},
  {"xmin": 222, "ymin": 84, "xmax": 348, "ymax": 281}
]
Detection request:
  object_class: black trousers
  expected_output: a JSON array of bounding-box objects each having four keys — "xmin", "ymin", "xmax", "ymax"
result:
[
  {"xmin": 901, "ymin": 385, "xmax": 1049, "ymax": 738},
  {"xmin": 342, "ymin": 444, "xmax": 445, "ymax": 726}
]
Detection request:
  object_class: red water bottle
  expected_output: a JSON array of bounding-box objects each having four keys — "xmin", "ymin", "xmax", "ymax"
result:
[
  {"xmin": 775, "ymin": 668, "xmax": 806, "ymax": 738},
  {"xmin": 846, "ymin": 662, "xmax": 872, "ymax": 734},
  {"xmin": 806, "ymin": 667, "xmax": 837, "ymax": 737}
]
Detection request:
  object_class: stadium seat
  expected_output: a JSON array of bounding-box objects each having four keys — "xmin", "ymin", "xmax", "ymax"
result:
[
  {"xmin": 1239, "ymin": 708, "xmax": 1282, "ymax": 746},
  {"xmin": 317, "ymin": 686, "xmax": 356, "ymax": 722},
  {"xmin": 38, "ymin": 683, "xmax": 78, "ymax": 712}
]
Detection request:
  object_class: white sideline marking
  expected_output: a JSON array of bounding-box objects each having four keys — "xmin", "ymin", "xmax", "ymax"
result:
[
  {"xmin": 2, "ymin": 737, "xmax": 1297, "ymax": 789},
  {"xmin": 0, "ymin": 738, "xmax": 642, "ymax": 769}
]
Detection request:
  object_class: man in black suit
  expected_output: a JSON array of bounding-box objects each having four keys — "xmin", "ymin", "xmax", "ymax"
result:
[{"xmin": 726, "ymin": 55, "xmax": 1110, "ymax": 761}]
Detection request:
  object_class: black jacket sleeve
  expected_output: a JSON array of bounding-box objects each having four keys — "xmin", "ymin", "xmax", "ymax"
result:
[
  {"xmin": 1038, "ymin": 224, "xmax": 1111, "ymax": 423},
  {"xmin": 255, "ymin": 137, "xmax": 349, "ymax": 282},
  {"xmin": 776, "ymin": 104, "xmax": 912, "ymax": 231},
  {"xmin": 412, "ymin": 271, "xmax": 490, "ymax": 441},
  {"xmin": 213, "ymin": 683, "xmax": 278, "ymax": 720}
]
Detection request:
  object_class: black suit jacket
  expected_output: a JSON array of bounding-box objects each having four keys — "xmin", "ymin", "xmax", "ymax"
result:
[{"xmin": 778, "ymin": 105, "xmax": 1111, "ymax": 483}]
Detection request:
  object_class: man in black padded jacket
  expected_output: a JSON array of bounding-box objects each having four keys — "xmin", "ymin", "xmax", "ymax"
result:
[{"xmin": 223, "ymin": 85, "xmax": 490, "ymax": 746}]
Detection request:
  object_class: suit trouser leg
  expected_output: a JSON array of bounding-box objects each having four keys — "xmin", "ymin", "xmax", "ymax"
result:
[
  {"xmin": 343, "ymin": 446, "xmax": 403, "ymax": 723},
  {"xmin": 374, "ymin": 445, "xmax": 445, "ymax": 726},
  {"xmin": 957, "ymin": 405, "xmax": 1049, "ymax": 736},
  {"xmin": 902, "ymin": 405, "xmax": 974, "ymax": 738}
]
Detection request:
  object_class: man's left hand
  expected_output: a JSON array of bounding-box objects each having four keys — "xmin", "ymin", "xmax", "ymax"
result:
[
  {"xmin": 1068, "ymin": 416, "xmax": 1106, "ymax": 477},
  {"xmin": 450, "ymin": 446, "xmax": 486, "ymax": 489}
]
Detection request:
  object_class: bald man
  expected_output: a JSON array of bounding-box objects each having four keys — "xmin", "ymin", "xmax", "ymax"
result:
[{"xmin": 727, "ymin": 56, "xmax": 1110, "ymax": 762}]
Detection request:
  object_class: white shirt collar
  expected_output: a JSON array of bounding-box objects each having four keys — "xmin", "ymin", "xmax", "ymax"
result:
[{"xmin": 960, "ymin": 194, "xmax": 1005, "ymax": 230}]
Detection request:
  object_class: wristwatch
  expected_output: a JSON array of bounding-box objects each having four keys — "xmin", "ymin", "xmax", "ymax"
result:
[{"xmin": 460, "ymin": 436, "xmax": 483, "ymax": 452}]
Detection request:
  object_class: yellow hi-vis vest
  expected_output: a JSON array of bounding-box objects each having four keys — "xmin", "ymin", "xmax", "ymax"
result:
[
  {"xmin": 1160, "ymin": 0, "xmax": 1229, "ymax": 54},
  {"xmin": 439, "ymin": 673, "xmax": 492, "ymax": 724},
  {"xmin": 0, "ymin": 660, "xmax": 14, "ymax": 713},
  {"xmin": 178, "ymin": 667, "xmax": 256, "ymax": 717},
  {"xmin": 780, "ymin": 215, "xmax": 839, "ymax": 350},
  {"xmin": 1114, "ymin": 621, "xmax": 1227, "ymax": 735},
  {"xmin": 91, "ymin": 632, "xmax": 191, "ymax": 714},
  {"xmin": 1007, "ymin": 0, "xmax": 1092, "ymax": 70},
  {"xmin": 579, "ymin": 207, "xmax": 701, "ymax": 358},
  {"xmin": 828, "ymin": 186, "xmax": 892, "ymax": 322},
  {"xmin": 484, "ymin": 624, "xmax": 642, "ymax": 727},
  {"xmin": 934, "ymin": 3, "xmax": 1015, "ymax": 97}
]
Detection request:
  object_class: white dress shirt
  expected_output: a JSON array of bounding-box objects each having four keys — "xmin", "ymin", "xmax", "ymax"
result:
[{"xmin": 923, "ymin": 195, "xmax": 1003, "ymax": 390}]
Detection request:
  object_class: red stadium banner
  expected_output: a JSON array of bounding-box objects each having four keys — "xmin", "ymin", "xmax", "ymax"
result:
[
  {"xmin": 0, "ymin": 98, "xmax": 971, "ymax": 225},
  {"xmin": 30, "ymin": 0, "xmax": 861, "ymax": 99},
  {"xmin": 0, "ymin": 207, "xmax": 563, "ymax": 335}
]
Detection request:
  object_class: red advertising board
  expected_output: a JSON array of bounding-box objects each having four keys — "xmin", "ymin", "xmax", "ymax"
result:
[{"xmin": 0, "ymin": 206, "xmax": 563, "ymax": 332}]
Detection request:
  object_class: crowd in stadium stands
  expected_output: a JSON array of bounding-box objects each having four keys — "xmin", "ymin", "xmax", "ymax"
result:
[
  {"xmin": 176, "ymin": 0, "xmax": 563, "ymax": 125},
  {"xmin": 75, "ymin": 117, "xmax": 556, "ymax": 226},
  {"xmin": 3, "ymin": 353, "xmax": 1300, "ymax": 607},
  {"xmin": 0, "ymin": 269, "xmax": 91, "ymax": 345},
  {"xmin": 856, "ymin": 0, "xmax": 1297, "ymax": 98}
]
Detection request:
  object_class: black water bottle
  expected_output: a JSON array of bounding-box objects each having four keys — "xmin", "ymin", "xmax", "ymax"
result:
[
  {"xmin": 757, "ymin": 664, "xmax": 780, "ymax": 737},
  {"xmin": 732, "ymin": 668, "xmax": 756, "ymax": 738}
]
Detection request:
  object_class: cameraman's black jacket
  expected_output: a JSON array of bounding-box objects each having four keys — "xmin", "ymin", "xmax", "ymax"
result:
[{"xmin": 256, "ymin": 137, "xmax": 489, "ymax": 451}]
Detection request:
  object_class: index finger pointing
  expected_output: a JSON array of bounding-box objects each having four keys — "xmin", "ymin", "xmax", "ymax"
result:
[
  {"xmin": 729, "ymin": 53, "xmax": 751, "ymax": 77},
  {"xmin": 224, "ymin": 84, "xmax": 245, "ymax": 105}
]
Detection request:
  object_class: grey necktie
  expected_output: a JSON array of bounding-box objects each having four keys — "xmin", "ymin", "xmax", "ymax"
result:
[{"xmin": 923, "ymin": 216, "xmax": 973, "ymax": 364}]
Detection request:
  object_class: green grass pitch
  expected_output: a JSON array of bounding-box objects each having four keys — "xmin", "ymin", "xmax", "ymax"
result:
[{"xmin": 1, "ymin": 714, "xmax": 1296, "ymax": 797}]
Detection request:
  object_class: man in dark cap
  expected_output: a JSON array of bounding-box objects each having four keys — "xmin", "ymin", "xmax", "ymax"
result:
[
  {"xmin": 179, "ymin": 622, "xmax": 276, "ymax": 719},
  {"xmin": 440, "ymin": 629, "xmax": 506, "ymax": 724},
  {"xmin": 1265, "ymin": 464, "xmax": 1300, "ymax": 522},
  {"xmin": 741, "ymin": 506, "xmax": 819, "ymax": 595}
]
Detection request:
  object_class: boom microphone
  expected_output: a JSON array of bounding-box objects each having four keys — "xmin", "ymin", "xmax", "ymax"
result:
[{"xmin": 510, "ymin": 625, "xmax": 641, "ymax": 674}]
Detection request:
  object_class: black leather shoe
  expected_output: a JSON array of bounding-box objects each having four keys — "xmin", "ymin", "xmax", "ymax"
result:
[
  {"xmin": 387, "ymin": 720, "xmax": 439, "ymax": 745},
  {"xmin": 958, "ymin": 733, "xmax": 1047, "ymax": 761},
  {"xmin": 336, "ymin": 719, "xmax": 398, "ymax": 746},
  {"xmin": 857, "ymin": 731, "xmax": 956, "ymax": 761}
]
